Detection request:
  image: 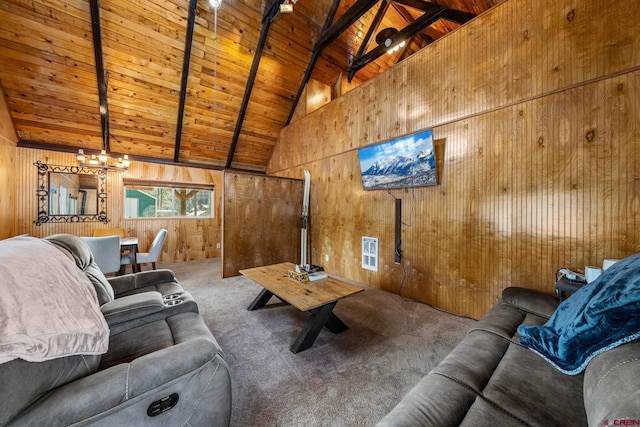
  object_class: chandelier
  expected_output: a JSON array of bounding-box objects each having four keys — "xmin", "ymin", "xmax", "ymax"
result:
[{"xmin": 76, "ymin": 149, "xmax": 130, "ymax": 172}]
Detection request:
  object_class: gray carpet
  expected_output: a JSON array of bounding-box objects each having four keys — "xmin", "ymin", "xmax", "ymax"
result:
[{"xmin": 159, "ymin": 258, "xmax": 475, "ymax": 427}]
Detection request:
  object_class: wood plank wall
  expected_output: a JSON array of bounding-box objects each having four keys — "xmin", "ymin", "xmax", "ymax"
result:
[
  {"xmin": 0, "ymin": 85, "xmax": 17, "ymax": 239},
  {"xmin": 268, "ymin": 0, "xmax": 640, "ymax": 319},
  {"xmin": 12, "ymin": 147, "xmax": 223, "ymax": 265},
  {"xmin": 222, "ymin": 171, "xmax": 303, "ymax": 278}
]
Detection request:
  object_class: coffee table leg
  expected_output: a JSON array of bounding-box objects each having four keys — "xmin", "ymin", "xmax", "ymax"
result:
[
  {"xmin": 324, "ymin": 313, "xmax": 348, "ymax": 334},
  {"xmin": 290, "ymin": 301, "xmax": 338, "ymax": 353},
  {"xmin": 248, "ymin": 288, "xmax": 274, "ymax": 311}
]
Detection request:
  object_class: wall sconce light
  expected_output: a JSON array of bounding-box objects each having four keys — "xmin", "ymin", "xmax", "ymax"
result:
[{"xmin": 77, "ymin": 148, "xmax": 130, "ymax": 172}]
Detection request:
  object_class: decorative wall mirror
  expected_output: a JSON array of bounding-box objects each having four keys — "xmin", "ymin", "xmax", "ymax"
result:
[{"xmin": 34, "ymin": 160, "xmax": 109, "ymax": 225}]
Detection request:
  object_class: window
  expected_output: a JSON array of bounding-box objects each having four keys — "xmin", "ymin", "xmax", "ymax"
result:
[{"xmin": 123, "ymin": 180, "xmax": 214, "ymax": 219}]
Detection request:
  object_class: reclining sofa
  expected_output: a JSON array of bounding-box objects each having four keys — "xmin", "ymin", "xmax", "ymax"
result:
[
  {"xmin": 378, "ymin": 255, "xmax": 640, "ymax": 427},
  {"xmin": 0, "ymin": 234, "xmax": 231, "ymax": 426}
]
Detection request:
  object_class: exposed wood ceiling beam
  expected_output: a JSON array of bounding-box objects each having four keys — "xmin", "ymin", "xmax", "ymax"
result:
[
  {"xmin": 393, "ymin": 1, "xmax": 476, "ymax": 25},
  {"xmin": 391, "ymin": 2, "xmax": 433, "ymax": 46},
  {"xmin": 348, "ymin": 4, "xmax": 445, "ymax": 81},
  {"xmin": 173, "ymin": 0, "xmax": 199, "ymax": 163},
  {"xmin": 225, "ymin": 0, "xmax": 282, "ymax": 169},
  {"xmin": 286, "ymin": 0, "xmax": 342, "ymax": 125},
  {"xmin": 89, "ymin": 0, "xmax": 109, "ymax": 153},
  {"xmin": 392, "ymin": 0, "xmax": 435, "ymax": 12},
  {"xmin": 355, "ymin": 0, "xmax": 391, "ymax": 60},
  {"xmin": 315, "ymin": 0, "xmax": 380, "ymax": 50},
  {"xmin": 17, "ymin": 140, "xmax": 225, "ymax": 171},
  {"xmin": 440, "ymin": 8, "xmax": 476, "ymax": 24}
]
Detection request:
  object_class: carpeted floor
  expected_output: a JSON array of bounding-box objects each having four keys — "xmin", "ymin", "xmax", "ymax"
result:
[{"xmin": 158, "ymin": 258, "xmax": 476, "ymax": 427}]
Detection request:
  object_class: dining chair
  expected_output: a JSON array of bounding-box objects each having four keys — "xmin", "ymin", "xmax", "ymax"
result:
[
  {"xmin": 121, "ymin": 229, "xmax": 168, "ymax": 272},
  {"xmin": 80, "ymin": 235, "xmax": 121, "ymax": 275},
  {"xmin": 93, "ymin": 227, "xmax": 126, "ymax": 238}
]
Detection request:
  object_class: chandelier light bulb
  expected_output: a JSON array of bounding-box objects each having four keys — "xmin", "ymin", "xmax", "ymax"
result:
[
  {"xmin": 76, "ymin": 149, "xmax": 85, "ymax": 164},
  {"xmin": 209, "ymin": 0, "xmax": 221, "ymax": 8}
]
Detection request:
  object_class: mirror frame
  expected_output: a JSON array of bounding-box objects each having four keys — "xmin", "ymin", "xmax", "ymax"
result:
[{"xmin": 34, "ymin": 160, "xmax": 109, "ymax": 226}]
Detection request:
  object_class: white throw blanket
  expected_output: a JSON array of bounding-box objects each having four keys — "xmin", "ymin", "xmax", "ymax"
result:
[{"xmin": 0, "ymin": 236, "xmax": 109, "ymax": 364}]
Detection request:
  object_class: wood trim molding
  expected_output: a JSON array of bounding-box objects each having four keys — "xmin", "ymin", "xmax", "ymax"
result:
[{"xmin": 123, "ymin": 178, "xmax": 215, "ymax": 190}]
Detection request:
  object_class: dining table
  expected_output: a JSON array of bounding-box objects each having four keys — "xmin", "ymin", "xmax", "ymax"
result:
[{"xmin": 119, "ymin": 236, "xmax": 138, "ymax": 274}]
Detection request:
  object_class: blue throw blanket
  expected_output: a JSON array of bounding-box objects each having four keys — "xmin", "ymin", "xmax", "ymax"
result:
[{"xmin": 518, "ymin": 253, "xmax": 640, "ymax": 375}]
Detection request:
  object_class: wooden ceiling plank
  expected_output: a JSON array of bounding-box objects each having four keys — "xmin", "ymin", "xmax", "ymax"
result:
[
  {"xmin": 173, "ymin": 0, "xmax": 198, "ymax": 163},
  {"xmin": 0, "ymin": 0, "xmax": 91, "ymax": 36},
  {"xmin": 9, "ymin": 97, "xmax": 98, "ymax": 118},
  {"xmin": 0, "ymin": 9, "xmax": 92, "ymax": 49},
  {"xmin": 0, "ymin": 40, "xmax": 92, "ymax": 74},
  {"xmin": 101, "ymin": 42, "xmax": 184, "ymax": 78},
  {"xmin": 0, "ymin": 28, "xmax": 94, "ymax": 66},
  {"xmin": 2, "ymin": 78, "xmax": 98, "ymax": 103},
  {"xmin": 11, "ymin": 106, "xmax": 97, "ymax": 128},
  {"xmin": 0, "ymin": 66, "xmax": 97, "ymax": 97}
]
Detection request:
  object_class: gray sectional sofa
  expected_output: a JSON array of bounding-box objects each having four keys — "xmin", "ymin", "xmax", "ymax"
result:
[
  {"xmin": 378, "ymin": 286, "xmax": 640, "ymax": 426},
  {"xmin": 0, "ymin": 234, "xmax": 231, "ymax": 426}
]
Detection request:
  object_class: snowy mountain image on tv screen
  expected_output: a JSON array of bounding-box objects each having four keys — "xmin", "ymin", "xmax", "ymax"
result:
[{"xmin": 358, "ymin": 129, "xmax": 437, "ymax": 190}]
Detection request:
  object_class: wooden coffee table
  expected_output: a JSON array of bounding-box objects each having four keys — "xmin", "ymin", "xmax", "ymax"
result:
[{"xmin": 240, "ymin": 262, "xmax": 364, "ymax": 353}]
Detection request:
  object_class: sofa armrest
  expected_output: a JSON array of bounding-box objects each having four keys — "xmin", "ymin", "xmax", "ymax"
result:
[
  {"xmin": 108, "ymin": 269, "xmax": 177, "ymax": 296},
  {"xmin": 100, "ymin": 292, "xmax": 165, "ymax": 328},
  {"xmin": 501, "ymin": 287, "xmax": 560, "ymax": 319}
]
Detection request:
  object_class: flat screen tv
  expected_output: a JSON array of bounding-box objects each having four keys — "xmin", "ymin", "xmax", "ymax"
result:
[{"xmin": 357, "ymin": 129, "xmax": 437, "ymax": 191}]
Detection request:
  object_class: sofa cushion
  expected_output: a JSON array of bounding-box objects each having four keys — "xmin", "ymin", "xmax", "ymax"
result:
[
  {"xmin": 108, "ymin": 269, "xmax": 184, "ymax": 298},
  {"xmin": 378, "ymin": 287, "xmax": 589, "ymax": 427},
  {"xmin": 45, "ymin": 233, "xmax": 115, "ymax": 305},
  {"xmin": 101, "ymin": 312, "xmax": 224, "ymax": 370},
  {"xmin": 479, "ymin": 337, "xmax": 586, "ymax": 426}
]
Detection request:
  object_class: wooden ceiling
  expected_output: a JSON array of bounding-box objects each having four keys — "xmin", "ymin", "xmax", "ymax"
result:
[{"xmin": 0, "ymin": 0, "xmax": 502, "ymax": 172}]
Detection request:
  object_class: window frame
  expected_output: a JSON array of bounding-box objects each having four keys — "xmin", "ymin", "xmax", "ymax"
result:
[{"xmin": 122, "ymin": 179, "xmax": 214, "ymax": 220}]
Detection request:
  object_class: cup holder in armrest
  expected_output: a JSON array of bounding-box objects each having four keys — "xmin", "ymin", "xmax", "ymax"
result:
[
  {"xmin": 163, "ymin": 293, "xmax": 182, "ymax": 301},
  {"xmin": 164, "ymin": 298, "xmax": 183, "ymax": 307}
]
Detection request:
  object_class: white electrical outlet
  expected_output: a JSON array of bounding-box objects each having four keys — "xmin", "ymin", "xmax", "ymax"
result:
[
  {"xmin": 216, "ymin": 243, "xmax": 221, "ymax": 249},
  {"xmin": 325, "ymin": 254, "xmax": 329, "ymax": 262}
]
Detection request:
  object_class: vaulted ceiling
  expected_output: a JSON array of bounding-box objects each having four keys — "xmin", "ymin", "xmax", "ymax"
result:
[{"xmin": 0, "ymin": 0, "xmax": 502, "ymax": 172}]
